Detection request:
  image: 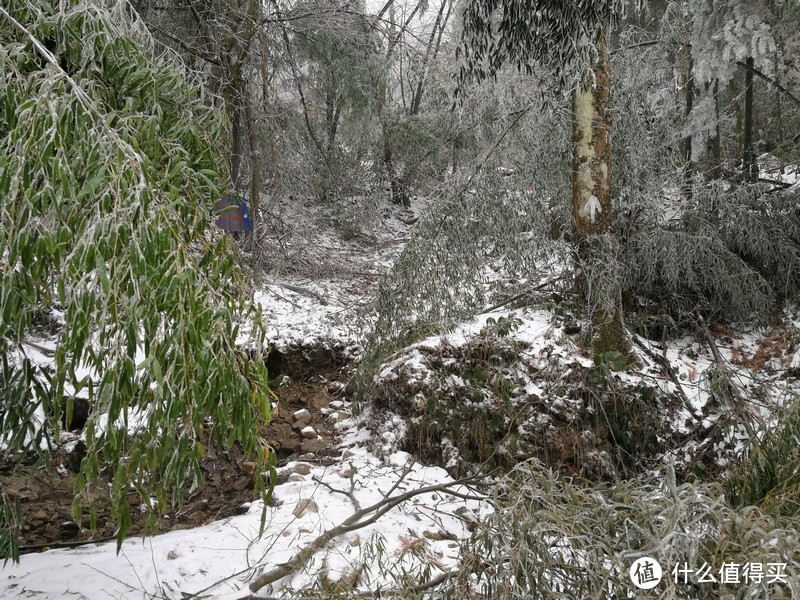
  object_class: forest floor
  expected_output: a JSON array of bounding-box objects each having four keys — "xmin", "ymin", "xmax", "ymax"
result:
[{"xmin": 3, "ymin": 191, "xmax": 800, "ymax": 598}]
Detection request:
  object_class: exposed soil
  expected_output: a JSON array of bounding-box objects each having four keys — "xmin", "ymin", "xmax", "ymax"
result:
[{"xmin": 2, "ymin": 343, "xmax": 355, "ymax": 555}]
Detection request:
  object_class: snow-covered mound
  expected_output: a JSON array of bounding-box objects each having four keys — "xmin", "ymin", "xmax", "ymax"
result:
[{"xmin": 369, "ymin": 307, "xmax": 800, "ymax": 480}]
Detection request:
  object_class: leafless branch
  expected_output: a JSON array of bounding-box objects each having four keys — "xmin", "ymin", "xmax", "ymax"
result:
[{"xmin": 247, "ymin": 473, "xmax": 482, "ymax": 593}]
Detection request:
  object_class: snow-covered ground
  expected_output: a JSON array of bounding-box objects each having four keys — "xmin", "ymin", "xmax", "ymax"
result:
[
  {"xmin": 3, "ymin": 196, "xmax": 488, "ymax": 599},
  {"xmin": 2, "ymin": 422, "xmax": 484, "ymax": 599},
  {"xmin": 3, "ymin": 190, "xmax": 800, "ymax": 598}
]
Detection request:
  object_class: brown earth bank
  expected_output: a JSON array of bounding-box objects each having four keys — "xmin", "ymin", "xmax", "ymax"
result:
[{"xmin": 2, "ymin": 342, "xmax": 355, "ymax": 555}]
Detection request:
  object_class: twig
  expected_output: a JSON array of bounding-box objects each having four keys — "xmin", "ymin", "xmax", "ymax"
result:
[
  {"xmin": 700, "ymin": 323, "xmax": 726, "ymax": 366},
  {"xmin": 312, "ymin": 468, "xmax": 361, "ymax": 512},
  {"xmin": 699, "ymin": 321, "xmax": 760, "ymax": 446},
  {"xmin": 20, "ymin": 339, "xmax": 56, "ymax": 356},
  {"xmin": 480, "ymin": 277, "xmax": 562, "ymax": 314},
  {"xmin": 18, "ymin": 535, "xmax": 116, "ymax": 552},
  {"xmin": 632, "ymin": 335, "xmax": 702, "ymax": 420}
]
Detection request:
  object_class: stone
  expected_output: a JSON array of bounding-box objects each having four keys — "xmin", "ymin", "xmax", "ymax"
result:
[
  {"xmin": 288, "ymin": 473, "xmax": 305, "ymax": 482},
  {"xmin": 328, "ymin": 410, "xmax": 351, "ymax": 424},
  {"xmin": 301, "ymin": 426, "xmax": 317, "ymax": 439},
  {"xmin": 300, "ymin": 438, "xmax": 327, "ymax": 454},
  {"xmin": 293, "ymin": 462, "xmax": 312, "ymax": 475},
  {"xmin": 59, "ymin": 521, "xmax": 80, "ymax": 539},
  {"xmin": 292, "ymin": 409, "xmax": 312, "ymax": 425},
  {"xmin": 293, "ymin": 499, "xmax": 318, "ymax": 518}
]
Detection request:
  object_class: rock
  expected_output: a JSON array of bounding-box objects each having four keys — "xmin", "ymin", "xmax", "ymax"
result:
[
  {"xmin": 300, "ymin": 439, "xmax": 327, "ymax": 454},
  {"xmin": 305, "ymin": 389, "xmax": 330, "ymax": 409},
  {"xmin": 293, "ymin": 499, "xmax": 318, "ymax": 518},
  {"xmin": 167, "ymin": 550, "xmax": 180, "ymax": 560},
  {"xmin": 63, "ymin": 440, "xmax": 87, "ymax": 473},
  {"xmin": 329, "ymin": 400, "xmax": 344, "ymax": 409},
  {"xmin": 342, "ymin": 449, "xmax": 356, "ymax": 460},
  {"xmin": 301, "ymin": 426, "xmax": 317, "ymax": 439},
  {"xmin": 292, "ymin": 409, "xmax": 312, "ymax": 425},
  {"xmin": 348, "ymin": 535, "xmax": 360, "ymax": 547},
  {"xmin": 293, "ymin": 462, "xmax": 312, "ymax": 475},
  {"xmin": 59, "ymin": 521, "xmax": 80, "ymax": 540},
  {"xmin": 338, "ymin": 465, "xmax": 355, "ymax": 478},
  {"xmin": 328, "ymin": 410, "xmax": 351, "ymax": 424},
  {"xmin": 288, "ymin": 473, "xmax": 305, "ymax": 482}
]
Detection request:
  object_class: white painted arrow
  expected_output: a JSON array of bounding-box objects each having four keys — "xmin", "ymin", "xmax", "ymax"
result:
[{"xmin": 580, "ymin": 194, "xmax": 602, "ymax": 223}]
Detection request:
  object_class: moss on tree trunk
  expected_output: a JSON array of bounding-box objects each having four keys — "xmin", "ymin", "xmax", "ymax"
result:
[{"xmin": 570, "ymin": 27, "xmax": 629, "ymax": 356}]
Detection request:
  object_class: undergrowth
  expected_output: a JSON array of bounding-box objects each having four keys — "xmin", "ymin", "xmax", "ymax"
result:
[
  {"xmin": 726, "ymin": 395, "xmax": 800, "ymax": 518},
  {"xmin": 447, "ymin": 461, "xmax": 800, "ymax": 599}
]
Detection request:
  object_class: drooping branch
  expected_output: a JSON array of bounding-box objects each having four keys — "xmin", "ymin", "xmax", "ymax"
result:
[{"xmin": 738, "ymin": 60, "xmax": 800, "ymax": 110}]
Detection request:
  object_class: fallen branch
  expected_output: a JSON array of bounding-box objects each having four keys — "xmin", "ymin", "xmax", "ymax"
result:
[
  {"xmin": 699, "ymin": 321, "xmax": 760, "ymax": 447},
  {"xmin": 480, "ymin": 277, "xmax": 562, "ymax": 314},
  {"xmin": 631, "ymin": 334, "xmax": 701, "ymax": 420},
  {"xmin": 21, "ymin": 339, "xmax": 56, "ymax": 356},
  {"xmin": 265, "ymin": 280, "xmax": 329, "ymax": 305},
  {"xmin": 17, "ymin": 535, "xmax": 116, "ymax": 552},
  {"xmin": 248, "ymin": 473, "xmax": 482, "ymax": 593}
]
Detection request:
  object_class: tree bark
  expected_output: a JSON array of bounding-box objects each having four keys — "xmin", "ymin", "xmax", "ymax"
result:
[
  {"xmin": 708, "ymin": 78, "xmax": 722, "ymax": 181},
  {"xmin": 743, "ymin": 56, "xmax": 757, "ymax": 182},
  {"xmin": 379, "ymin": 0, "xmax": 409, "ymax": 207},
  {"xmin": 571, "ymin": 28, "xmax": 627, "ymax": 355},
  {"xmin": 683, "ymin": 47, "xmax": 694, "ymax": 200}
]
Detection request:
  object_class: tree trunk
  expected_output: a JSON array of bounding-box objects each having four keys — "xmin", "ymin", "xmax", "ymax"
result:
[
  {"xmin": 683, "ymin": 46, "xmax": 694, "ymax": 200},
  {"xmin": 243, "ymin": 81, "xmax": 260, "ymax": 233},
  {"xmin": 743, "ymin": 56, "xmax": 757, "ymax": 182},
  {"xmin": 380, "ymin": 0, "xmax": 408, "ymax": 207},
  {"xmin": 382, "ymin": 123, "xmax": 408, "ymax": 207},
  {"xmin": 708, "ymin": 78, "xmax": 722, "ymax": 181},
  {"xmin": 776, "ymin": 52, "xmax": 783, "ymax": 174},
  {"xmin": 571, "ymin": 28, "xmax": 627, "ymax": 355},
  {"xmin": 409, "ymin": 0, "xmax": 451, "ymax": 117}
]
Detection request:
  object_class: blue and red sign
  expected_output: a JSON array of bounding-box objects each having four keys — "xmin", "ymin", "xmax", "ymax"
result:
[{"xmin": 214, "ymin": 196, "xmax": 252, "ymax": 232}]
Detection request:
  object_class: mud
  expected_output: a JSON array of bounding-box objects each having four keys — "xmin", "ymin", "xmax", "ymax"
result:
[{"xmin": 2, "ymin": 343, "xmax": 354, "ymax": 555}]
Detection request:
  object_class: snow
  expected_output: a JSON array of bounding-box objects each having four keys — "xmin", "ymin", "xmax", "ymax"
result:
[
  {"xmin": 4, "ymin": 189, "xmax": 800, "ymax": 597},
  {"xmin": 1, "ymin": 422, "xmax": 485, "ymax": 599},
  {"xmin": 2, "ymin": 196, "xmax": 484, "ymax": 599}
]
